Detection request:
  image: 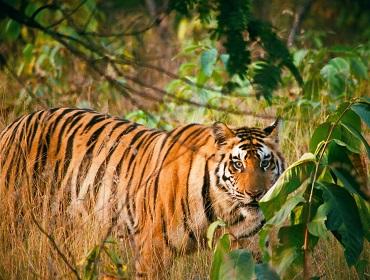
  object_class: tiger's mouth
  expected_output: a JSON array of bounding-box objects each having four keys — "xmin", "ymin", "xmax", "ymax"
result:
[{"xmin": 239, "ymin": 200, "xmax": 260, "ymax": 209}]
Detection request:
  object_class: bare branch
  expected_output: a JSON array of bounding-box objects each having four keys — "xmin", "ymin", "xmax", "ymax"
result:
[
  {"xmin": 78, "ymin": 15, "xmax": 166, "ymax": 37},
  {"xmin": 287, "ymin": 0, "xmax": 316, "ymax": 47}
]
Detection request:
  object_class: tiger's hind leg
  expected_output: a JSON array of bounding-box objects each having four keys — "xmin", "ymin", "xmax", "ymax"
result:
[{"xmin": 133, "ymin": 224, "xmax": 174, "ymax": 279}]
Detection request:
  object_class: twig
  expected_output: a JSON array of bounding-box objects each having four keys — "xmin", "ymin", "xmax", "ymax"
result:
[
  {"xmin": 30, "ymin": 212, "xmax": 82, "ymax": 280},
  {"xmin": 47, "ymin": 0, "xmax": 88, "ymax": 29}
]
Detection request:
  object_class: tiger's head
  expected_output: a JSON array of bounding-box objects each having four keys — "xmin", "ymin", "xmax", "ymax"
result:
[{"xmin": 210, "ymin": 119, "xmax": 285, "ymax": 232}]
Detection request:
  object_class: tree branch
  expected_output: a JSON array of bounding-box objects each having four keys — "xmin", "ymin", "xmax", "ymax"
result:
[{"xmin": 287, "ymin": 0, "xmax": 316, "ymax": 47}]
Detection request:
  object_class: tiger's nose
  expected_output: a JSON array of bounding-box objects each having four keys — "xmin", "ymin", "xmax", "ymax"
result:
[{"xmin": 247, "ymin": 190, "xmax": 265, "ymax": 200}]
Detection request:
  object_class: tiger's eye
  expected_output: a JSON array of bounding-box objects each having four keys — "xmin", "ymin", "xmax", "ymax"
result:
[
  {"xmin": 233, "ymin": 161, "xmax": 243, "ymax": 170},
  {"xmin": 260, "ymin": 159, "xmax": 270, "ymax": 169}
]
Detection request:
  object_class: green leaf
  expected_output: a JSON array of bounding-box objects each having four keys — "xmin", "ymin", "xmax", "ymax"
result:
[
  {"xmin": 354, "ymin": 196, "xmax": 370, "ymax": 242},
  {"xmin": 220, "ymin": 54, "xmax": 230, "ymax": 68},
  {"xmin": 309, "ymin": 122, "xmax": 334, "ymax": 153},
  {"xmin": 350, "ymin": 57, "xmax": 368, "ymax": 80},
  {"xmin": 207, "ymin": 220, "xmax": 226, "ymax": 249},
  {"xmin": 4, "ymin": 19, "xmax": 20, "ymax": 41},
  {"xmin": 266, "ymin": 195, "xmax": 305, "ymax": 226},
  {"xmin": 307, "ymin": 203, "xmax": 329, "ymax": 238},
  {"xmin": 82, "ymin": 245, "xmax": 100, "ymax": 280},
  {"xmin": 351, "ymin": 102, "xmax": 370, "ymax": 128},
  {"xmin": 210, "ymin": 234, "xmax": 231, "ymax": 280},
  {"xmin": 320, "ymin": 183, "xmax": 364, "ymax": 266},
  {"xmin": 340, "ymin": 121, "xmax": 370, "ymax": 158},
  {"xmin": 200, "ymin": 48, "xmax": 218, "ymax": 77},
  {"xmin": 320, "ymin": 58, "xmax": 350, "ymax": 96},
  {"xmin": 273, "ymin": 224, "xmax": 318, "ymax": 277},
  {"xmin": 329, "ymin": 57, "xmax": 350, "ymax": 77},
  {"xmin": 328, "ymin": 143, "xmax": 367, "ymax": 200},
  {"xmin": 255, "ymin": 263, "xmax": 280, "ymax": 280},
  {"xmin": 355, "ymin": 259, "xmax": 368, "ymax": 280},
  {"xmin": 252, "ymin": 61, "xmax": 281, "ymax": 103},
  {"xmin": 260, "ymin": 153, "xmax": 316, "ymax": 221},
  {"xmin": 310, "ymin": 110, "xmax": 362, "ymax": 155},
  {"xmin": 219, "ymin": 250, "xmax": 254, "ymax": 280}
]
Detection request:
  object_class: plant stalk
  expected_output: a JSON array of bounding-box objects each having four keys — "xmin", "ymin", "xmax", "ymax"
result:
[{"xmin": 302, "ymin": 99, "xmax": 358, "ymax": 279}]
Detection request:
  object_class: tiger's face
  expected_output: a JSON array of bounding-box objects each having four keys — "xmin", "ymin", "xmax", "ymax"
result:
[{"xmin": 212, "ymin": 119, "xmax": 285, "ymax": 217}]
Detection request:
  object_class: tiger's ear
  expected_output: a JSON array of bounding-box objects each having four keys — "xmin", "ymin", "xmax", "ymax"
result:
[
  {"xmin": 263, "ymin": 117, "xmax": 280, "ymax": 143},
  {"xmin": 212, "ymin": 122, "xmax": 235, "ymax": 146}
]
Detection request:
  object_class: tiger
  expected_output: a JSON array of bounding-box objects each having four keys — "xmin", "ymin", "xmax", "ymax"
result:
[{"xmin": 0, "ymin": 108, "xmax": 285, "ymax": 278}]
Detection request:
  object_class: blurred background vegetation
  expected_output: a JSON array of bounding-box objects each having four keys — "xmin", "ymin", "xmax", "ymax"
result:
[{"xmin": 0, "ymin": 0, "xmax": 369, "ymax": 279}]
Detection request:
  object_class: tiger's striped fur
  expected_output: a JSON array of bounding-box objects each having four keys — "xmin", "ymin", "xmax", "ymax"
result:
[{"xmin": 0, "ymin": 108, "xmax": 285, "ymax": 278}]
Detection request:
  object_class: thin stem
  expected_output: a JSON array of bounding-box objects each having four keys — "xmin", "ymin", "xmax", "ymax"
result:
[{"xmin": 302, "ymin": 99, "xmax": 358, "ymax": 279}]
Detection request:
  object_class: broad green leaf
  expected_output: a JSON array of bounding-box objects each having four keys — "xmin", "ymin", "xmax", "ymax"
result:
[
  {"xmin": 255, "ymin": 263, "xmax": 280, "ymax": 280},
  {"xmin": 309, "ymin": 122, "xmax": 337, "ymax": 153},
  {"xmin": 207, "ymin": 220, "xmax": 226, "ymax": 249},
  {"xmin": 273, "ymin": 246, "xmax": 302, "ymax": 276},
  {"xmin": 4, "ymin": 19, "xmax": 20, "ymax": 41},
  {"xmin": 328, "ymin": 143, "xmax": 367, "ymax": 200},
  {"xmin": 219, "ymin": 250, "xmax": 254, "ymax": 280},
  {"xmin": 320, "ymin": 183, "xmax": 364, "ymax": 266},
  {"xmin": 260, "ymin": 153, "xmax": 316, "ymax": 221},
  {"xmin": 307, "ymin": 203, "xmax": 329, "ymax": 238},
  {"xmin": 278, "ymin": 224, "xmax": 318, "ymax": 250},
  {"xmin": 273, "ymin": 224, "xmax": 317, "ymax": 277},
  {"xmin": 210, "ymin": 234, "xmax": 231, "ymax": 280},
  {"xmin": 340, "ymin": 121, "xmax": 370, "ymax": 158},
  {"xmin": 351, "ymin": 102, "xmax": 370, "ymax": 128},
  {"xmin": 200, "ymin": 48, "xmax": 218, "ymax": 77},
  {"xmin": 310, "ymin": 110, "xmax": 362, "ymax": 155},
  {"xmin": 293, "ymin": 49, "xmax": 308, "ymax": 67},
  {"xmin": 350, "ymin": 57, "xmax": 368, "ymax": 80},
  {"xmin": 266, "ymin": 195, "xmax": 305, "ymax": 226},
  {"xmin": 354, "ymin": 196, "xmax": 370, "ymax": 242},
  {"xmin": 258, "ymin": 227, "xmax": 271, "ymax": 262},
  {"xmin": 320, "ymin": 58, "xmax": 351, "ymax": 96},
  {"xmin": 329, "ymin": 57, "xmax": 350, "ymax": 77}
]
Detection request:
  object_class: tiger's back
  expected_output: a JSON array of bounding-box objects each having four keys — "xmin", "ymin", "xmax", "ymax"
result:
[{"xmin": 0, "ymin": 107, "xmax": 285, "ymax": 278}]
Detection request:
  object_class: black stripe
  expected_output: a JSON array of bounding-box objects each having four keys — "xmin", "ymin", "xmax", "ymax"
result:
[
  {"xmin": 27, "ymin": 111, "xmax": 43, "ymax": 148},
  {"xmin": 161, "ymin": 209, "xmax": 177, "ymax": 253},
  {"xmin": 82, "ymin": 114, "xmax": 107, "ymax": 134},
  {"xmin": 202, "ymin": 160, "xmax": 215, "ymax": 222},
  {"xmin": 56, "ymin": 111, "xmax": 86, "ymax": 149},
  {"xmin": 61, "ymin": 123, "xmax": 83, "ymax": 175}
]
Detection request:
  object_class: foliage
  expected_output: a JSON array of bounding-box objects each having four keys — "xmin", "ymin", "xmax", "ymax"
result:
[
  {"xmin": 208, "ymin": 98, "xmax": 369, "ymax": 279},
  {"xmin": 208, "ymin": 222, "xmax": 279, "ymax": 280},
  {"xmin": 81, "ymin": 237, "xmax": 127, "ymax": 280},
  {"xmin": 171, "ymin": 0, "xmax": 303, "ymax": 101}
]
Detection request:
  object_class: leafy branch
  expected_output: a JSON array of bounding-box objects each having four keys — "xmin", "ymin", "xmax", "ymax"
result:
[{"xmin": 302, "ymin": 99, "xmax": 356, "ymax": 279}]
